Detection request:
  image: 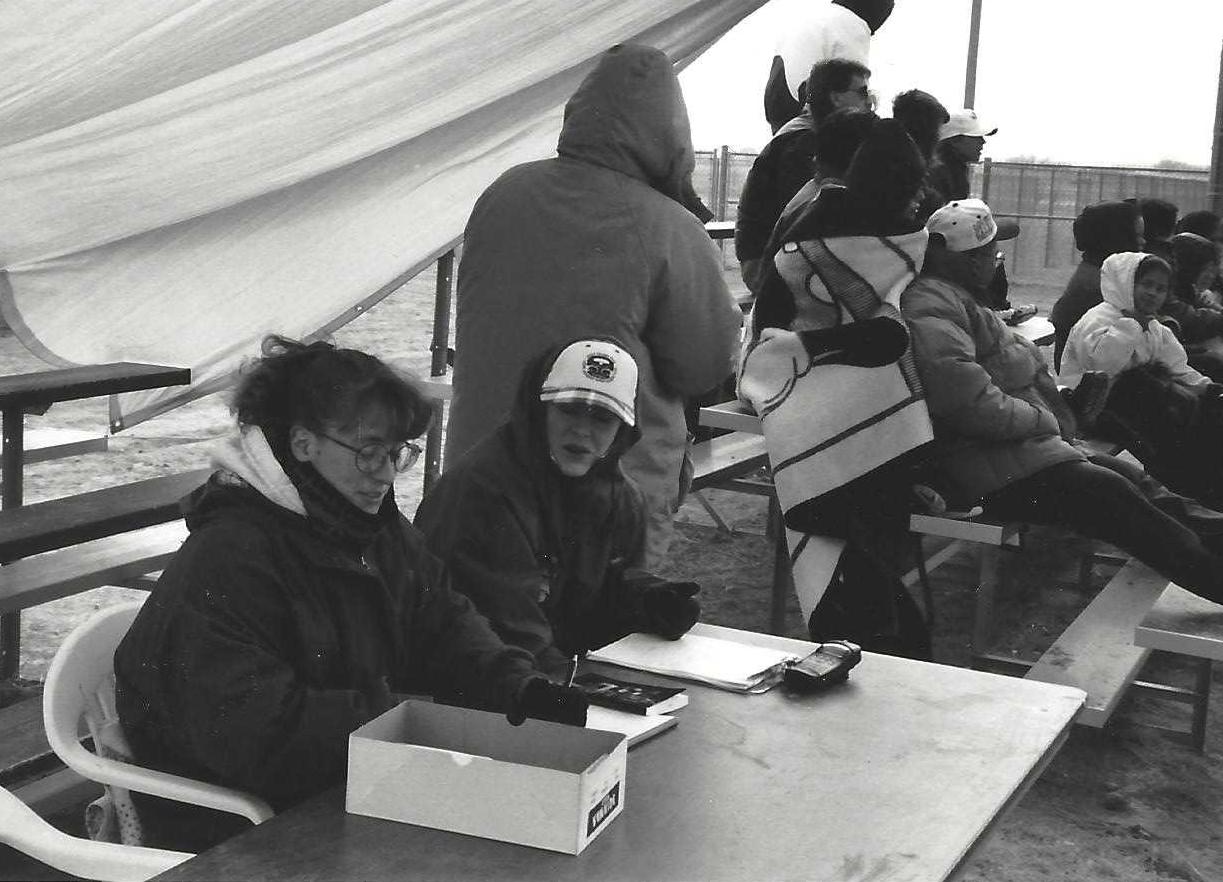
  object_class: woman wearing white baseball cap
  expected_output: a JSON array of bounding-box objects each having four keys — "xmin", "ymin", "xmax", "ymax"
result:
[{"xmin": 416, "ymin": 337, "xmax": 701, "ymax": 676}]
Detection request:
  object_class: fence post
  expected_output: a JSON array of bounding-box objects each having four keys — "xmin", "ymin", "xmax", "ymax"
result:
[
  {"xmin": 1210, "ymin": 40, "xmax": 1223, "ymax": 215},
  {"xmin": 423, "ymin": 249, "xmax": 455, "ymax": 494},
  {"xmin": 980, "ymin": 157, "xmax": 993, "ymax": 203},
  {"xmin": 716, "ymin": 145, "xmax": 730, "ymax": 221}
]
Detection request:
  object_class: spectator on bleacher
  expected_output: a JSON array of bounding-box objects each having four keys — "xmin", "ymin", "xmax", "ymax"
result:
[
  {"xmin": 1162, "ymin": 232, "xmax": 1223, "ymax": 379},
  {"xmin": 1061, "ymin": 251, "xmax": 1223, "ymax": 506},
  {"xmin": 736, "ymin": 58, "xmax": 872, "ymax": 294},
  {"xmin": 1176, "ymin": 210, "xmax": 1223, "ymax": 305},
  {"xmin": 892, "ymin": 89, "xmax": 950, "ymax": 223},
  {"xmin": 1137, "ymin": 197, "xmax": 1179, "ymax": 264},
  {"xmin": 763, "ymin": 0, "xmax": 893, "ymax": 133},
  {"xmin": 901, "ymin": 200, "xmax": 1223, "ymax": 609},
  {"xmin": 926, "ymin": 108, "xmax": 995, "ymax": 203},
  {"xmin": 447, "ymin": 44, "xmax": 740, "ymax": 571},
  {"xmin": 114, "ymin": 337, "xmax": 588, "ymax": 851},
  {"xmin": 739, "ymin": 119, "xmax": 934, "ymax": 658},
  {"xmin": 1049, "ymin": 199, "xmax": 1144, "ymax": 369},
  {"xmin": 418, "ymin": 338, "xmax": 700, "ymax": 676}
]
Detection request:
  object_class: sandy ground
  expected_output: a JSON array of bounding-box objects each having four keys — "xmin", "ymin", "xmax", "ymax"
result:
[{"xmin": 4, "ymin": 268, "xmax": 1223, "ymax": 881}]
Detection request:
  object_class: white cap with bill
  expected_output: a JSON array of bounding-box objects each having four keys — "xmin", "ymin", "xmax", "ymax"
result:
[
  {"xmin": 926, "ymin": 198, "xmax": 1020, "ymax": 252},
  {"xmin": 539, "ymin": 339, "xmax": 637, "ymax": 426},
  {"xmin": 938, "ymin": 108, "xmax": 998, "ymax": 141}
]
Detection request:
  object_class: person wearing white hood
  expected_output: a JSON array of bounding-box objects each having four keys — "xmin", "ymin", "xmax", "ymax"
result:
[
  {"xmin": 1061, "ymin": 251, "xmax": 1211, "ymax": 392},
  {"xmin": 113, "ymin": 336, "xmax": 588, "ymax": 851},
  {"xmin": 1062, "ymin": 252, "xmax": 1223, "ymax": 506}
]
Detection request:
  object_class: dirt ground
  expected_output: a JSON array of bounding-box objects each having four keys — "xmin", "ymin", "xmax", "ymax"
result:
[{"xmin": 5, "ymin": 268, "xmax": 1223, "ymax": 880}]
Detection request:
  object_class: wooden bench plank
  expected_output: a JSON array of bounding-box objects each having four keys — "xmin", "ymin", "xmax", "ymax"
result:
[
  {"xmin": 0, "ymin": 697, "xmax": 53, "ymax": 787},
  {"xmin": 690, "ymin": 432, "xmax": 769, "ymax": 491},
  {"xmin": 909, "ymin": 514, "xmax": 1022, "ymax": 547},
  {"xmin": 0, "ymin": 468, "xmax": 209, "ymax": 561},
  {"xmin": 1024, "ymin": 559, "xmax": 1167, "ymax": 727},
  {"xmin": 0, "ymin": 521, "xmax": 187, "ymax": 615},
  {"xmin": 24, "ymin": 427, "xmax": 108, "ymax": 463},
  {"xmin": 0, "ymin": 363, "xmax": 189, "ymax": 411},
  {"xmin": 698, "ymin": 400, "xmax": 760, "ymax": 434},
  {"xmin": 1135, "ymin": 584, "xmax": 1223, "ymax": 662}
]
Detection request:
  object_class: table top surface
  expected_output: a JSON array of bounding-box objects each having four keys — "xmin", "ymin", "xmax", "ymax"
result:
[
  {"xmin": 0, "ymin": 362, "xmax": 189, "ymax": 410},
  {"xmin": 157, "ymin": 624, "xmax": 1083, "ymax": 882},
  {"xmin": 1134, "ymin": 583, "xmax": 1223, "ymax": 661},
  {"xmin": 1012, "ymin": 315, "xmax": 1055, "ymax": 346}
]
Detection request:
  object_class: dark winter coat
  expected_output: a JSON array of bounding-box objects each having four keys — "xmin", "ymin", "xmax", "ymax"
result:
[
  {"xmin": 115, "ymin": 438, "xmax": 538, "ymax": 846},
  {"xmin": 902, "ymin": 274, "xmax": 1085, "ymax": 506},
  {"xmin": 417, "ymin": 345, "xmax": 653, "ymax": 676}
]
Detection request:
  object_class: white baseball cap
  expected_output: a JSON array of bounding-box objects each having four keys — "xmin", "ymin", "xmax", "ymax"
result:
[
  {"xmin": 938, "ymin": 108, "xmax": 997, "ymax": 141},
  {"xmin": 539, "ymin": 339, "xmax": 637, "ymax": 426},
  {"xmin": 926, "ymin": 199, "xmax": 1019, "ymax": 252}
]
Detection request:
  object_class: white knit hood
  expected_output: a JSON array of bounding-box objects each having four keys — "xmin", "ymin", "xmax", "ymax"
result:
[{"xmin": 209, "ymin": 426, "xmax": 306, "ymax": 516}]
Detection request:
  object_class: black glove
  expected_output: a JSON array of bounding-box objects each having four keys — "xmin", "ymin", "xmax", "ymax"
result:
[
  {"xmin": 506, "ymin": 677, "xmax": 588, "ymax": 727},
  {"xmin": 641, "ymin": 581, "xmax": 701, "ymax": 640}
]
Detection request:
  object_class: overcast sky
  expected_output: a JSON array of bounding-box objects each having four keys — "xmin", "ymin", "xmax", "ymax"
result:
[{"xmin": 680, "ymin": 0, "xmax": 1223, "ymax": 167}]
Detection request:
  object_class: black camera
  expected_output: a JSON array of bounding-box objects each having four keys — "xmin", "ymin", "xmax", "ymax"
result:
[{"xmin": 782, "ymin": 640, "xmax": 862, "ymax": 693}]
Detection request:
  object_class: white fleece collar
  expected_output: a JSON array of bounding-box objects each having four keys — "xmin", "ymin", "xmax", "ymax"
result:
[{"xmin": 209, "ymin": 426, "xmax": 306, "ymax": 516}]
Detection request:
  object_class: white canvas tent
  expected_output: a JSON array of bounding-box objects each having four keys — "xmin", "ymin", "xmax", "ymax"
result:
[{"xmin": 0, "ymin": 0, "xmax": 765, "ymax": 428}]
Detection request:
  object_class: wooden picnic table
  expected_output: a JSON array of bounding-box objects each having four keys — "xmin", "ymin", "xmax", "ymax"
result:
[
  {"xmin": 0, "ymin": 361, "xmax": 190, "ymax": 677},
  {"xmin": 155, "ymin": 623, "xmax": 1083, "ymax": 882}
]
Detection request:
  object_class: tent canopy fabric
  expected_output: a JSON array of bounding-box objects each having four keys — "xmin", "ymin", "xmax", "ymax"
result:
[{"xmin": 0, "ymin": 0, "xmax": 764, "ymax": 428}]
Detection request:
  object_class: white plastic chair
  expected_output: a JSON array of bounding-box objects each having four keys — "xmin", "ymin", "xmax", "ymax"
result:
[
  {"xmin": 0, "ymin": 783, "xmax": 190, "ymax": 882},
  {"xmin": 43, "ymin": 599, "xmax": 274, "ymax": 838}
]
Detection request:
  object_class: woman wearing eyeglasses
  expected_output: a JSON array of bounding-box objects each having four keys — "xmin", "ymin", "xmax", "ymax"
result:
[
  {"xmin": 114, "ymin": 335, "xmax": 587, "ymax": 851},
  {"xmin": 416, "ymin": 337, "xmax": 702, "ymax": 678}
]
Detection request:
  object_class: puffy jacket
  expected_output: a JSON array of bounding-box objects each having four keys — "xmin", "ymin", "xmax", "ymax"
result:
[
  {"xmin": 901, "ymin": 274, "xmax": 1084, "ymax": 505},
  {"xmin": 447, "ymin": 44, "xmax": 741, "ymax": 538},
  {"xmin": 1061, "ymin": 251, "xmax": 1209, "ymax": 391},
  {"xmin": 114, "ymin": 428, "xmax": 539, "ymax": 845},
  {"xmin": 417, "ymin": 341, "xmax": 654, "ymax": 675}
]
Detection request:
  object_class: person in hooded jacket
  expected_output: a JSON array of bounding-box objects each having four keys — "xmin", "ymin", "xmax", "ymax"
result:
[
  {"xmin": 902, "ymin": 201, "xmax": 1223, "ymax": 610},
  {"xmin": 1161, "ymin": 231, "xmax": 1223, "ymax": 379},
  {"xmin": 1062, "ymin": 252, "xmax": 1223, "ymax": 505},
  {"xmin": 762, "ymin": 0, "xmax": 893, "ymax": 133},
  {"xmin": 1049, "ymin": 200, "xmax": 1144, "ymax": 369},
  {"xmin": 114, "ymin": 337, "xmax": 588, "ymax": 852},
  {"xmin": 417, "ymin": 338, "xmax": 701, "ymax": 676},
  {"xmin": 446, "ymin": 43, "xmax": 742, "ymax": 571}
]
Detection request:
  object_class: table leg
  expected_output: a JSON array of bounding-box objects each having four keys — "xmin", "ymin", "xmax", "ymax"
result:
[{"xmin": 0, "ymin": 406, "xmax": 23, "ymax": 679}]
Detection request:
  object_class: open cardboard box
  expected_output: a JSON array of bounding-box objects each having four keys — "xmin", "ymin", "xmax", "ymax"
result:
[{"xmin": 346, "ymin": 700, "xmax": 627, "ymax": 854}]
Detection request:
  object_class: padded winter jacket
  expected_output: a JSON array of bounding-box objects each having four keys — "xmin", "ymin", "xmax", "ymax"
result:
[
  {"xmin": 417, "ymin": 342, "xmax": 655, "ymax": 676},
  {"xmin": 1061, "ymin": 251, "xmax": 1209, "ymax": 391},
  {"xmin": 901, "ymin": 274, "xmax": 1084, "ymax": 505},
  {"xmin": 447, "ymin": 44, "xmax": 741, "ymax": 540},
  {"xmin": 114, "ymin": 429, "xmax": 538, "ymax": 846}
]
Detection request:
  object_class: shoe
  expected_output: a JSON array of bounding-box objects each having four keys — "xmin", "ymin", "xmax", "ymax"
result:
[{"xmin": 1071, "ymin": 371, "xmax": 1111, "ymax": 431}]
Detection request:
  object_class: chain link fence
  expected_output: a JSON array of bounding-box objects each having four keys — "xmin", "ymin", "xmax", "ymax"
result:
[{"xmin": 695, "ymin": 148, "xmax": 1211, "ymax": 287}]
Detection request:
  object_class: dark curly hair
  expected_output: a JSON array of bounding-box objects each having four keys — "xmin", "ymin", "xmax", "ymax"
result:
[
  {"xmin": 892, "ymin": 89, "xmax": 949, "ymax": 162},
  {"xmin": 232, "ymin": 336, "xmax": 433, "ymax": 444},
  {"xmin": 806, "ymin": 58, "xmax": 871, "ymax": 121}
]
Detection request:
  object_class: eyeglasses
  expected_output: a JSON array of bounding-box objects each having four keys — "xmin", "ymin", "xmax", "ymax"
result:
[{"xmin": 317, "ymin": 432, "xmax": 422, "ymax": 474}]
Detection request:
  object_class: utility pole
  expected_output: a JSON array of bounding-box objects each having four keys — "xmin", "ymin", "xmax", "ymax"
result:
[
  {"xmin": 1211, "ymin": 40, "xmax": 1223, "ymax": 215},
  {"xmin": 963, "ymin": 0, "xmax": 983, "ymax": 109}
]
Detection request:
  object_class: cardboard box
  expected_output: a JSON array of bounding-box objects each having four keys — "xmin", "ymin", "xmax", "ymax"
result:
[{"xmin": 346, "ymin": 700, "xmax": 627, "ymax": 854}]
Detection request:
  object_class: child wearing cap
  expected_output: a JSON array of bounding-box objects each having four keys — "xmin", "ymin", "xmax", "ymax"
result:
[
  {"xmin": 902, "ymin": 200, "xmax": 1223, "ymax": 607},
  {"xmin": 416, "ymin": 338, "xmax": 701, "ymax": 676}
]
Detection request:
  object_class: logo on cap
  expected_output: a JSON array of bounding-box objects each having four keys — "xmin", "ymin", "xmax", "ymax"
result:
[{"xmin": 583, "ymin": 353, "xmax": 616, "ymax": 383}]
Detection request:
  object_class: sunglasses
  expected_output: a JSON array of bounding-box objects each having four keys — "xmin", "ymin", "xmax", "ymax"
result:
[{"xmin": 317, "ymin": 432, "xmax": 422, "ymax": 474}]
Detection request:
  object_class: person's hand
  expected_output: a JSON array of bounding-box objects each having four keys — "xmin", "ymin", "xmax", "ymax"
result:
[
  {"xmin": 506, "ymin": 677, "xmax": 588, "ymax": 727},
  {"xmin": 642, "ymin": 581, "xmax": 701, "ymax": 640},
  {"xmin": 1121, "ymin": 310, "xmax": 1153, "ymax": 330}
]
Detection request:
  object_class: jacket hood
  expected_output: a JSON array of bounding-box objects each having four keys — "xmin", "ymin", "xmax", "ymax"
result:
[
  {"xmin": 1073, "ymin": 201, "xmax": 1141, "ymax": 265},
  {"xmin": 1099, "ymin": 251, "xmax": 1145, "ymax": 312},
  {"xmin": 1171, "ymin": 232, "xmax": 1218, "ymax": 297},
  {"xmin": 507, "ymin": 337, "xmax": 642, "ymax": 481},
  {"xmin": 208, "ymin": 426, "xmax": 306, "ymax": 516},
  {"xmin": 833, "ymin": 0, "xmax": 895, "ymax": 33},
  {"xmin": 556, "ymin": 44, "xmax": 707, "ymax": 219}
]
